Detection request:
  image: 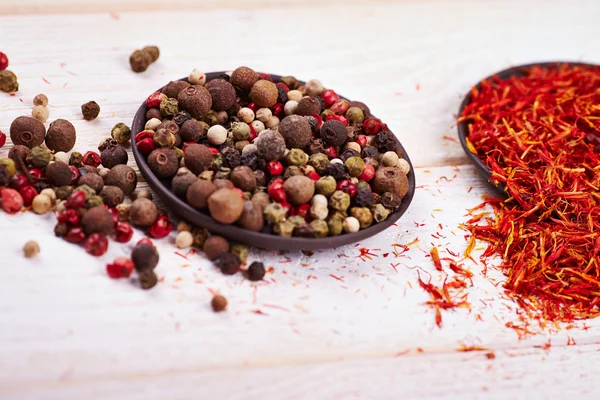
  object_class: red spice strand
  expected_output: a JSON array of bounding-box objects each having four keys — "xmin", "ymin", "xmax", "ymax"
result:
[{"xmin": 460, "ymin": 63, "xmax": 600, "ymax": 324}]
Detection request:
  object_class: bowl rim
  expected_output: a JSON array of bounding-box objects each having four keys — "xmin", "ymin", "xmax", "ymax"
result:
[
  {"xmin": 131, "ymin": 71, "xmax": 416, "ymax": 251},
  {"xmin": 456, "ymin": 61, "xmax": 600, "ymax": 193}
]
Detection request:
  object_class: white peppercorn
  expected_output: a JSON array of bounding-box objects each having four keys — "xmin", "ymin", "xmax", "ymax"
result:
[
  {"xmin": 265, "ymin": 115, "xmax": 280, "ymax": 129},
  {"xmin": 188, "ymin": 69, "xmax": 206, "ymax": 86},
  {"xmin": 284, "ymin": 100, "xmax": 298, "ymax": 116},
  {"xmin": 237, "ymin": 107, "xmax": 255, "ymax": 123},
  {"xmin": 397, "ymin": 158, "xmax": 411, "ymax": 175},
  {"xmin": 23, "ymin": 240, "xmax": 40, "ymax": 258},
  {"xmin": 330, "ymin": 158, "xmax": 343, "ymax": 165},
  {"xmin": 256, "ymin": 108, "xmax": 272, "ymax": 123},
  {"xmin": 342, "ymin": 216, "xmax": 360, "ymax": 233},
  {"xmin": 241, "ymin": 143, "xmax": 258, "ymax": 154},
  {"xmin": 344, "ymin": 142, "xmax": 362, "ymax": 153},
  {"xmin": 250, "ymin": 120, "xmax": 265, "ymax": 135},
  {"xmin": 207, "ymin": 125, "xmax": 227, "ymax": 145},
  {"xmin": 40, "ymin": 188, "xmax": 56, "ymax": 204},
  {"xmin": 175, "ymin": 230, "xmax": 194, "ymax": 249},
  {"xmin": 145, "ymin": 118, "xmax": 162, "ymax": 131},
  {"xmin": 32, "ymin": 194, "xmax": 52, "ymax": 214},
  {"xmin": 177, "ymin": 220, "xmax": 192, "ymax": 232},
  {"xmin": 32, "ymin": 105, "xmax": 49, "ymax": 123},
  {"xmin": 381, "ymin": 151, "xmax": 399, "ymax": 167},
  {"xmin": 287, "ymin": 90, "xmax": 302, "ymax": 102},
  {"xmin": 303, "ymin": 79, "xmax": 324, "ymax": 96},
  {"xmin": 53, "ymin": 151, "xmax": 69, "ymax": 164},
  {"xmin": 310, "ymin": 194, "xmax": 329, "ymax": 220}
]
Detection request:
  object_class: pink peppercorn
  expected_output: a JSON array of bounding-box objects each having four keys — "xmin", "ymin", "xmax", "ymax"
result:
[
  {"xmin": 280, "ymin": 202, "xmax": 293, "ymax": 216},
  {"xmin": 275, "ymin": 82, "xmax": 289, "ymax": 92},
  {"xmin": 337, "ymin": 180, "xmax": 357, "ymax": 197},
  {"xmin": 324, "ymin": 146, "xmax": 338, "ymax": 159},
  {"xmin": 69, "ymin": 165, "xmax": 81, "ymax": 185},
  {"xmin": 106, "ymin": 257, "xmax": 134, "ymax": 278},
  {"xmin": 356, "ymin": 135, "xmax": 367, "ymax": 148},
  {"xmin": 114, "ymin": 221, "xmax": 134, "ymax": 243},
  {"xmin": 272, "ymin": 103, "xmax": 284, "ymax": 117},
  {"xmin": 149, "ymin": 215, "xmax": 172, "ymax": 239},
  {"xmin": 321, "ymin": 89, "xmax": 339, "ymax": 107},
  {"xmin": 295, "ymin": 203, "xmax": 311, "ymax": 220},
  {"xmin": 108, "ymin": 207, "xmax": 120, "ymax": 225},
  {"xmin": 137, "ymin": 237, "xmax": 154, "ymax": 246},
  {"xmin": 232, "ymin": 188, "xmax": 245, "ymax": 199},
  {"xmin": 134, "ymin": 130, "xmax": 154, "ymax": 143},
  {"xmin": 82, "ymin": 151, "xmax": 101, "ymax": 167},
  {"xmin": 268, "ymin": 179, "xmax": 286, "ymax": 203},
  {"xmin": 258, "ymin": 72, "xmax": 272, "ymax": 81},
  {"xmin": 359, "ymin": 163, "xmax": 375, "ymax": 182},
  {"xmin": 0, "ymin": 52, "xmax": 8, "ymax": 71},
  {"xmin": 10, "ymin": 174, "xmax": 28, "ymax": 191},
  {"xmin": 19, "ymin": 186, "xmax": 38, "ymax": 206},
  {"xmin": 28, "ymin": 168, "xmax": 44, "ymax": 180},
  {"xmin": 309, "ymin": 113, "xmax": 323, "ymax": 130},
  {"xmin": 209, "ymin": 147, "xmax": 219, "ymax": 156},
  {"xmin": 1, "ymin": 188, "xmax": 24, "ymax": 214},
  {"xmin": 362, "ymin": 118, "xmax": 382, "ymax": 136},
  {"xmin": 84, "ymin": 233, "xmax": 109, "ymax": 256},
  {"xmin": 66, "ymin": 190, "xmax": 86, "ymax": 209},
  {"xmin": 0, "ymin": 130, "xmax": 6, "ymax": 148},
  {"xmin": 330, "ymin": 99, "xmax": 350, "ymax": 115},
  {"xmin": 248, "ymin": 124, "xmax": 257, "ymax": 141},
  {"xmin": 247, "ymin": 102, "xmax": 258, "ymax": 113},
  {"xmin": 58, "ymin": 209, "xmax": 80, "ymax": 226},
  {"xmin": 64, "ymin": 227, "xmax": 86, "ymax": 243},
  {"xmin": 325, "ymin": 114, "xmax": 348, "ymax": 127},
  {"xmin": 136, "ymin": 138, "xmax": 156, "ymax": 156},
  {"xmin": 267, "ymin": 160, "xmax": 283, "ymax": 176},
  {"xmin": 146, "ymin": 92, "xmax": 167, "ymax": 108}
]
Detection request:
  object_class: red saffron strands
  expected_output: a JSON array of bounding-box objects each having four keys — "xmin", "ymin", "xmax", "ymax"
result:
[{"xmin": 459, "ymin": 63, "xmax": 600, "ymax": 326}]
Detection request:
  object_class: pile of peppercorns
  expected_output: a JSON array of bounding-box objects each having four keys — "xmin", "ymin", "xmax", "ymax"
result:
[{"xmin": 136, "ymin": 67, "xmax": 411, "ymax": 239}]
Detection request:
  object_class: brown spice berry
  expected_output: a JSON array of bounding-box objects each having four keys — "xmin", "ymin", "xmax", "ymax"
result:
[
  {"xmin": 184, "ymin": 143, "xmax": 212, "ymax": 175},
  {"xmin": 238, "ymin": 201, "xmax": 264, "ymax": 232},
  {"xmin": 171, "ymin": 168, "xmax": 197, "ymax": 198},
  {"xmin": 139, "ymin": 269, "xmax": 158, "ymax": 290},
  {"xmin": 203, "ymin": 235, "xmax": 230, "ymax": 260},
  {"xmin": 143, "ymin": 46, "xmax": 160, "ymax": 62},
  {"xmin": 186, "ymin": 179, "xmax": 216, "ymax": 209},
  {"xmin": 278, "ymin": 115, "xmax": 312, "ymax": 149},
  {"xmin": 211, "ymin": 294, "xmax": 228, "ymax": 312},
  {"xmin": 81, "ymin": 101, "xmax": 100, "ymax": 121},
  {"xmin": 246, "ymin": 261, "xmax": 265, "ymax": 281},
  {"xmin": 230, "ymin": 166, "xmax": 256, "ymax": 192},
  {"xmin": 129, "ymin": 198, "xmax": 158, "ymax": 227},
  {"xmin": 130, "ymin": 49, "xmax": 153, "ymax": 73},
  {"xmin": 46, "ymin": 119, "xmax": 76, "ymax": 152},
  {"xmin": 100, "ymin": 185, "xmax": 124, "ymax": 207},
  {"xmin": 78, "ymin": 172, "xmax": 104, "ymax": 193},
  {"xmin": 213, "ymin": 179, "xmax": 234, "ymax": 190},
  {"xmin": 373, "ymin": 167, "xmax": 409, "ymax": 199},
  {"xmin": 283, "ymin": 175, "xmax": 315, "ymax": 205},
  {"xmin": 231, "ymin": 66, "xmax": 259, "ymax": 92},
  {"xmin": 106, "ymin": 164, "xmax": 137, "ymax": 195},
  {"xmin": 81, "ymin": 206, "xmax": 114, "ymax": 235},
  {"xmin": 296, "ymin": 96, "xmax": 321, "ymax": 116},
  {"xmin": 214, "ymin": 252, "xmax": 241, "ymax": 275},
  {"xmin": 0, "ymin": 70, "xmax": 19, "ymax": 92},
  {"xmin": 320, "ymin": 120, "xmax": 347, "ymax": 147},
  {"xmin": 162, "ymin": 80, "xmax": 190, "ymax": 98},
  {"xmin": 148, "ymin": 148, "xmax": 179, "ymax": 179},
  {"xmin": 207, "ymin": 188, "xmax": 244, "ymax": 224},
  {"xmin": 132, "ymin": 243, "xmax": 160, "ymax": 271},
  {"xmin": 146, "ymin": 108, "xmax": 161, "ymax": 120},
  {"xmin": 250, "ymin": 80, "xmax": 278, "ymax": 108},
  {"xmin": 101, "ymin": 145, "xmax": 128, "ymax": 169},
  {"xmin": 180, "ymin": 119, "xmax": 207, "ymax": 142},
  {"xmin": 256, "ymin": 130, "xmax": 286, "ymax": 161},
  {"xmin": 45, "ymin": 161, "xmax": 72, "ymax": 187},
  {"xmin": 251, "ymin": 192, "xmax": 270, "ymax": 210},
  {"xmin": 10, "ymin": 116, "xmax": 46, "ymax": 149},
  {"xmin": 205, "ymin": 78, "xmax": 236, "ymax": 111},
  {"xmin": 23, "ymin": 240, "xmax": 40, "ymax": 258},
  {"xmin": 177, "ymin": 85, "xmax": 212, "ymax": 119}
]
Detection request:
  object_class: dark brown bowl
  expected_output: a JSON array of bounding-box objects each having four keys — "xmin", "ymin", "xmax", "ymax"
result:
[
  {"xmin": 457, "ymin": 61, "xmax": 599, "ymax": 193},
  {"xmin": 131, "ymin": 72, "xmax": 416, "ymax": 251}
]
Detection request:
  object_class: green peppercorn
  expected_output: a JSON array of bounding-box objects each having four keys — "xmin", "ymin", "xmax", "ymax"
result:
[
  {"xmin": 315, "ymin": 176, "xmax": 337, "ymax": 197},
  {"xmin": 214, "ymin": 167, "xmax": 231, "ymax": 181},
  {"xmin": 231, "ymin": 122, "xmax": 251, "ymax": 141},
  {"xmin": 310, "ymin": 219, "xmax": 329, "ymax": 238},
  {"xmin": 344, "ymin": 156, "xmax": 365, "ymax": 178},
  {"xmin": 202, "ymin": 110, "xmax": 221, "ymax": 126},
  {"xmin": 371, "ymin": 203, "xmax": 391, "ymax": 222},
  {"xmin": 285, "ymin": 148, "xmax": 308, "ymax": 166},
  {"xmin": 330, "ymin": 190, "xmax": 351, "ymax": 212},
  {"xmin": 210, "ymin": 154, "xmax": 223, "ymax": 171},
  {"xmin": 55, "ymin": 185, "xmax": 73, "ymax": 200},
  {"xmin": 77, "ymin": 184, "xmax": 97, "ymax": 199},
  {"xmin": 320, "ymin": 109, "xmax": 335, "ymax": 119},
  {"xmin": 26, "ymin": 146, "xmax": 53, "ymax": 168},
  {"xmin": 350, "ymin": 207, "xmax": 373, "ymax": 229},
  {"xmin": 346, "ymin": 106, "xmax": 365, "ymax": 123},
  {"xmin": 264, "ymin": 202, "xmax": 287, "ymax": 224},
  {"xmin": 287, "ymin": 215, "xmax": 306, "ymax": 227},
  {"xmin": 173, "ymin": 147, "xmax": 184, "ymax": 161},
  {"xmin": 308, "ymin": 153, "xmax": 330, "ymax": 175},
  {"xmin": 0, "ymin": 158, "xmax": 16, "ymax": 177},
  {"xmin": 160, "ymin": 97, "xmax": 179, "ymax": 117},
  {"xmin": 230, "ymin": 243, "xmax": 249, "ymax": 262},
  {"xmin": 111, "ymin": 122, "xmax": 131, "ymax": 145},
  {"xmin": 154, "ymin": 128, "xmax": 176, "ymax": 148},
  {"xmin": 284, "ymin": 165, "xmax": 302, "ymax": 179},
  {"xmin": 191, "ymin": 227, "xmax": 209, "ymax": 248},
  {"xmin": 274, "ymin": 220, "xmax": 295, "ymax": 237},
  {"xmin": 69, "ymin": 152, "xmax": 83, "ymax": 167},
  {"xmin": 327, "ymin": 217, "xmax": 343, "ymax": 236},
  {"xmin": 85, "ymin": 195, "xmax": 104, "ymax": 209}
]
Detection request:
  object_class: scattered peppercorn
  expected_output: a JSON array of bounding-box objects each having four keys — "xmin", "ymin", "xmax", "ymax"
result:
[
  {"xmin": 211, "ymin": 294, "xmax": 228, "ymax": 312},
  {"xmin": 139, "ymin": 269, "xmax": 158, "ymax": 289},
  {"xmin": 23, "ymin": 240, "xmax": 40, "ymax": 258},
  {"xmin": 111, "ymin": 123, "xmax": 131, "ymax": 145},
  {"xmin": 0, "ymin": 70, "xmax": 18, "ymax": 92},
  {"xmin": 81, "ymin": 101, "xmax": 100, "ymax": 121},
  {"xmin": 132, "ymin": 243, "xmax": 159, "ymax": 271},
  {"xmin": 81, "ymin": 206, "xmax": 114, "ymax": 235},
  {"xmin": 214, "ymin": 252, "xmax": 241, "ymax": 275}
]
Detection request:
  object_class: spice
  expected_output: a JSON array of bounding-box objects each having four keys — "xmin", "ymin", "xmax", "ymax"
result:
[
  {"xmin": 81, "ymin": 206, "xmax": 114, "ymax": 235},
  {"xmin": 256, "ymin": 130, "xmax": 286, "ymax": 161},
  {"xmin": 10, "ymin": 116, "xmax": 46, "ymax": 149},
  {"xmin": 303, "ymin": 79, "xmax": 324, "ymax": 96},
  {"xmin": 111, "ymin": 123, "xmax": 131, "ymax": 145},
  {"xmin": 132, "ymin": 243, "xmax": 159, "ymax": 271},
  {"xmin": 81, "ymin": 101, "xmax": 100, "ymax": 121},
  {"xmin": 130, "ymin": 47, "xmax": 158, "ymax": 73},
  {"xmin": 106, "ymin": 257, "xmax": 134, "ymax": 279},
  {"xmin": 203, "ymin": 235, "xmax": 230, "ymax": 260},
  {"xmin": 149, "ymin": 215, "xmax": 172, "ymax": 239},
  {"xmin": 283, "ymin": 175, "xmax": 314, "ymax": 205},
  {"xmin": 175, "ymin": 231, "xmax": 194, "ymax": 249},
  {"xmin": 373, "ymin": 167, "xmax": 409, "ymax": 199},
  {"xmin": 285, "ymin": 148, "xmax": 308, "ymax": 167},
  {"xmin": 31, "ymin": 105, "xmax": 49, "ymax": 123},
  {"xmin": 106, "ymin": 164, "xmax": 137, "ymax": 195},
  {"xmin": 129, "ymin": 198, "xmax": 158, "ymax": 227},
  {"xmin": 84, "ymin": 233, "xmax": 109, "ymax": 256},
  {"xmin": 207, "ymin": 125, "xmax": 227, "ymax": 145},
  {"xmin": 23, "ymin": 240, "xmax": 40, "ymax": 258},
  {"xmin": 26, "ymin": 146, "xmax": 53, "ymax": 168},
  {"xmin": 46, "ymin": 119, "xmax": 76, "ymax": 152},
  {"xmin": 177, "ymin": 85, "xmax": 212, "ymax": 119},
  {"xmin": 148, "ymin": 148, "xmax": 179, "ymax": 179},
  {"xmin": 206, "ymin": 78, "xmax": 236, "ymax": 111},
  {"xmin": 0, "ymin": 70, "xmax": 18, "ymax": 92},
  {"xmin": 211, "ymin": 295, "xmax": 228, "ymax": 312},
  {"xmin": 296, "ymin": 96, "xmax": 321, "ymax": 116},
  {"xmin": 231, "ymin": 66, "xmax": 259, "ymax": 92},
  {"xmin": 139, "ymin": 269, "xmax": 158, "ymax": 289},
  {"xmin": 459, "ymin": 63, "xmax": 600, "ymax": 325},
  {"xmin": 250, "ymin": 80, "xmax": 278, "ymax": 108},
  {"xmin": 320, "ymin": 120, "xmax": 347, "ymax": 147},
  {"xmin": 230, "ymin": 166, "xmax": 257, "ymax": 192},
  {"xmin": 45, "ymin": 161, "xmax": 72, "ymax": 187},
  {"xmin": 246, "ymin": 261, "xmax": 265, "ymax": 281},
  {"xmin": 208, "ymin": 188, "xmax": 245, "ymax": 224},
  {"xmin": 214, "ymin": 252, "xmax": 241, "ymax": 275},
  {"xmin": 188, "ymin": 69, "xmax": 206, "ymax": 86},
  {"xmin": 170, "ymin": 168, "xmax": 196, "ymax": 198},
  {"xmin": 33, "ymin": 94, "xmax": 48, "ymax": 107},
  {"xmin": 238, "ymin": 201, "xmax": 264, "ymax": 231},
  {"xmin": 0, "ymin": 52, "xmax": 8, "ymax": 71},
  {"xmin": 186, "ymin": 179, "xmax": 216, "ymax": 209},
  {"xmin": 101, "ymin": 145, "xmax": 128, "ymax": 169},
  {"xmin": 381, "ymin": 151, "xmax": 399, "ymax": 167}
]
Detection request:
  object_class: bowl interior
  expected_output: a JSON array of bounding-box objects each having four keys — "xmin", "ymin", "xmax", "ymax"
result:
[{"xmin": 132, "ymin": 72, "xmax": 416, "ymax": 251}]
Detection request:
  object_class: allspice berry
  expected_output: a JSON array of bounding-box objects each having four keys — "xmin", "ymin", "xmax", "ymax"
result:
[
  {"xmin": 278, "ymin": 115, "xmax": 312, "ymax": 149},
  {"xmin": 9, "ymin": 116, "xmax": 46, "ymax": 149},
  {"xmin": 283, "ymin": 175, "xmax": 315, "ymax": 205},
  {"xmin": 139, "ymin": 270, "xmax": 158, "ymax": 290},
  {"xmin": 81, "ymin": 206, "xmax": 114, "ymax": 235},
  {"xmin": 250, "ymin": 80, "xmax": 278, "ymax": 108},
  {"xmin": 45, "ymin": 161, "xmax": 72, "ymax": 187},
  {"xmin": 143, "ymin": 46, "xmax": 160, "ymax": 62},
  {"xmin": 106, "ymin": 164, "xmax": 137, "ymax": 195},
  {"xmin": 251, "ymin": 191, "xmax": 270, "ymax": 210},
  {"xmin": 230, "ymin": 166, "xmax": 256, "ymax": 192},
  {"xmin": 130, "ymin": 49, "xmax": 153, "ymax": 73},
  {"xmin": 214, "ymin": 252, "xmax": 241, "ymax": 275},
  {"xmin": 129, "ymin": 198, "xmax": 158, "ymax": 227},
  {"xmin": 81, "ymin": 101, "xmax": 100, "ymax": 121},
  {"xmin": 211, "ymin": 294, "xmax": 228, "ymax": 312},
  {"xmin": 320, "ymin": 120, "xmax": 347, "ymax": 147},
  {"xmin": 78, "ymin": 172, "xmax": 104, "ymax": 193},
  {"xmin": 256, "ymin": 130, "xmax": 286, "ymax": 161},
  {"xmin": 373, "ymin": 166, "xmax": 409, "ymax": 199},
  {"xmin": 46, "ymin": 119, "xmax": 76, "ymax": 152},
  {"xmin": 246, "ymin": 261, "xmax": 265, "ymax": 281},
  {"xmin": 231, "ymin": 66, "xmax": 259, "ymax": 92},
  {"xmin": 100, "ymin": 185, "xmax": 125, "ymax": 207},
  {"xmin": 296, "ymin": 96, "xmax": 321, "ymax": 116},
  {"xmin": 177, "ymin": 85, "xmax": 212, "ymax": 119},
  {"xmin": 213, "ymin": 179, "xmax": 234, "ymax": 190},
  {"xmin": 23, "ymin": 240, "xmax": 40, "ymax": 258},
  {"xmin": 186, "ymin": 179, "xmax": 216, "ymax": 209},
  {"xmin": 132, "ymin": 243, "xmax": 159, "ymax": 271},
  {"xmin": 100, "ymin": 145, "xmax": 128, "ymax": 169},
  {"xmin": 203, "ymin": 235, "xmax": 230, "ymax": 260},
  {"xmin": 148, "ymin": 148, "xmax": 179, "ymax": 179},
  {"xmin": 162, "ymin": 80, "xmax": 190, "ymax": 99},
  {"xmin": 205, "ymin": 78, "xmax": 236, "ymax": 111},
  {"xmin": 180, "ymin": 119, "xmax": 207, "ymax": 142},
  {"xmin": 184, "ymin": 143, "xmax": 212, "ymax": 175},
  {"xmin": 207, "ymin": 188, "xmax": 244, "ymax": 224},
  {"xmin": 238, "ymin": 201, "xmax": 264, "ymax": 232},
  {"xmin": 171, "ymin": 168, "xmax": 197, "ymax": 198}
]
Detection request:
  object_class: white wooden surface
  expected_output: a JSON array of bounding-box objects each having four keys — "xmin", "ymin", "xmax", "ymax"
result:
[{"xmin": 1, "ymin": 1, "xmax": 600, "ymax": 399}]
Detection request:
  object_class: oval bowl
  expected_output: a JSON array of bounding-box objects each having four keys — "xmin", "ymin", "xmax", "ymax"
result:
[
  {"xmin": 132, "ymin": 72, "xmax": 416, "ymax": 251},
  {"xmin": 457, "ymin": 61, "xmax": 599, "ymax": 193}
]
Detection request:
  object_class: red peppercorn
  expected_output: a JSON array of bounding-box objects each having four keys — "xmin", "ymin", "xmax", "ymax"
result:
[
  {"xmin": 325, "ymin": 114, "xmax": 349, "ymax": 127},
  {"xmin": 356, "ymin": 135, "xmax": 367, "ymax": 148},
  {"xmin": 19, "ymin": 186, "xmax": 38, "ymax": 206},
  {"xmin": 84, "ymin": 233, "xmax": 109, "ymax": 256},
  {"xmin": 0, "ymin": 130, "xmax": 6, "ymax": 148},
  {"xmin": 321, "ymin": 89, "xmax": 339, "ymax": 107},
  {"xmin": 82, "ymin": 151, "xmax": 101, "ymax": 167},
  {"xmin": 309, "ymin": 113, "xmax": 323, "ymax": 130},
  {"xmin": 10, "ymin": 174, "xmax": 28, "ymax": 191},
  {"xmin": 134, "ymin": 130, "xmax": 154, "ymax": 143},
  {"xmin": 324, "ymin": 146, "xmax": 338, "ymax": 159},
  {"xmin": 268, "ymin": 179, "xmax": 286, "ymax": 203},
  {"xmin": 307, "ymin": 170, "xmax": 320, "ymax": 182},
  {"xmin": 106, "ymin": 257, "xmax": 135, "ymax": 279},
  {"xmin": 58, "ymin": 208, "xmax": 81, "ymax": 226},
  {"xmin": 267, "ymin": 160, "xmax": 283, "ymax": 176},
  {"xmin": 137, "ymin": 238, "xmax": 154, "ymax": 246},
  {"xmin": 1, "ymin": 188, "xmax": 23, "ymax": 214},
  {"xmin": 28, "ymin": 168, "xmax": 44, "ymax": 180},
  {"xmin": 232, "ymin": 188, "xmax": 245, "ymax": 199},
  {"xmin": 358, "ymin": 163, "xmax": 375, "ymax": 182},
  {"xmin": 146, "ymin": 92, "xmax": 167, "ymax": 108},
  {"xmin": 247, "ymin": 102, "xmax": 258, "ymax": 113},
  {"xmin": 272, "ymin": 103, "xmax": 284, "ymax": 117},
  {"xmin": 330, "ymin": 99, "xmax": 350, "ymax": 115},
  {"xmin": 66, "ymin": 190, "xmax": 86, "ymax": 209},
  {"xmin": 248, "ymin": 124, "xmax": 257, "ymax": 141},
  {"xmin": 137, "ymin": 138, "xmax": 156, "ymax": 156},
  {"xmin": 149, "ymin": 215, "xmax": 172, "ymax": 239},
  {"xmin": 258, "ymin": 72, "xmax": 272, "ymax": 81},
  {"xmin": 64, "ymin": 227, "xmax": 86, "ymax": 243},
  {"xmin": 114, "ymin": 221, "xmax": 134, "ymax": 243},
  {"xmin": 108, "ymin": 207, "xmax": 120, "ymax": 225},
  {"xmin": 275, "ymin": 82, "xmax": 289, "ymax": 92},
  {"xmin": 295, "ymin": 203, "xmax": 311, "ymax": 220},
  {"xmin": 337, "ymin": 180, "xmax": 357, "ymax": 197},
  {"xmin": 281, "ymin": 202, "xmax": 293, "ymax": 216},
  {"xmin": 362, "ymin": 118, "xmax": 382, "ymax": 136},
  {"xmin": 182, "ymin": 141, "xmax": 196, "ymax": 152},
  {"xmin": 0, "ymin": 52, "xmax": 8, "ymax": 71},
  {"xmin": 69, "ymin": 165, "xmax": 81, "ymax": 185},
  {"xmin": 209, "ymin": 147, "xmax": 219, "ymax": 156}
]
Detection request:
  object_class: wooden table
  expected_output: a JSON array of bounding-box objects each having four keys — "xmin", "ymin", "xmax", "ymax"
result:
[{"xmin": 1, "ymin": 1, "xmax": 599, "ymax": 398}]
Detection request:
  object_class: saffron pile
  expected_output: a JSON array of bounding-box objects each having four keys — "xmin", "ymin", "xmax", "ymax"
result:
[{"xmin": 459, "ymin": 63, "xmax": 600, "ymax": 325}]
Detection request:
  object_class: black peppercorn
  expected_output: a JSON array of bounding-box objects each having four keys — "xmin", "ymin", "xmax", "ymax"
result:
[
  {"xmin": 100, "ymin": 145, "xmax": 128, "ymax": 169},
  {"xmin": 100, "ymin": 185, "xmax": 125, "ymax": 207},
  {"xmin": 54, "ymin": 222, "xmax": 69, "ymax": 237},
  {"xmin": 280, "ymin": 76, "xmax": 299, "ymax": 90},
  {"xmin": 148, "ymin": 148, "xmax": 179, "ymax": 179},
  {"xmin": 320, "ymin": 120, "xmax": 347, "ymax": 147},
  {"xmin": 309, "ymin": 139, "xmax": 325, "ymax": 155},
  {"xmin": 45, "ymin": 161, "xmax": 72, "ymax": 187},
  {"xmin": 324, "ymin": 163, "xmax": 348, "ymax": 181},
  {"xmin": 221, "ymin": 147, "xmax": 241, "ymax": 169},
  {"xmin": 214, "ymin": 252, "xmax": 241, "ymax": 275},
  {"xmin": 354, "ymin": 188, "xmax": 375, "ymax": 207},
  {"xmin": 374, "ymin": 130, "xmax": 398, "ymax": 152},
  {"xmin": 241, "ymin": 152, "xmax": 259, "ymax": 170},
  {"xmin": 361, "ymin": 146, "xmax": 379, "ymax": 159},
  {"xmin": 172, "ymin": 110, "xmax": 191, "ymax": 126},
  {"xmin": 245, "ymin": 261, "xmax": 265, "ymax": 281},
  {"xmin": 381, "ymin": 191, "xmax": 402, "ymax": 209},
  {"xmin": 339, "ymin": 148, "xmax": 360, "ymax": 163},
  {"xmin": 277, "ymin": 85, "xmax": 288, "ymax": 104},
  {"xmin": 33, "ymin": 181, "xmax": 51, "ymax": 193},
  {"xmin": 81, "ymin": 101, "xmax": 100, "ymax": 121},
  {"xmin": 132, "ymin": 243, "xmax": 159, "ymax": 271},
  {"xmin": 306, "ymin": 115, "xmax": 320, "ymax": 132},
  {"xmin": 0, "ymin": 166, "xmax": 10, "ymax": 187},
  {"xmin": 139, "ymin": 269, "xmax": 158, "ymax": 290}
]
